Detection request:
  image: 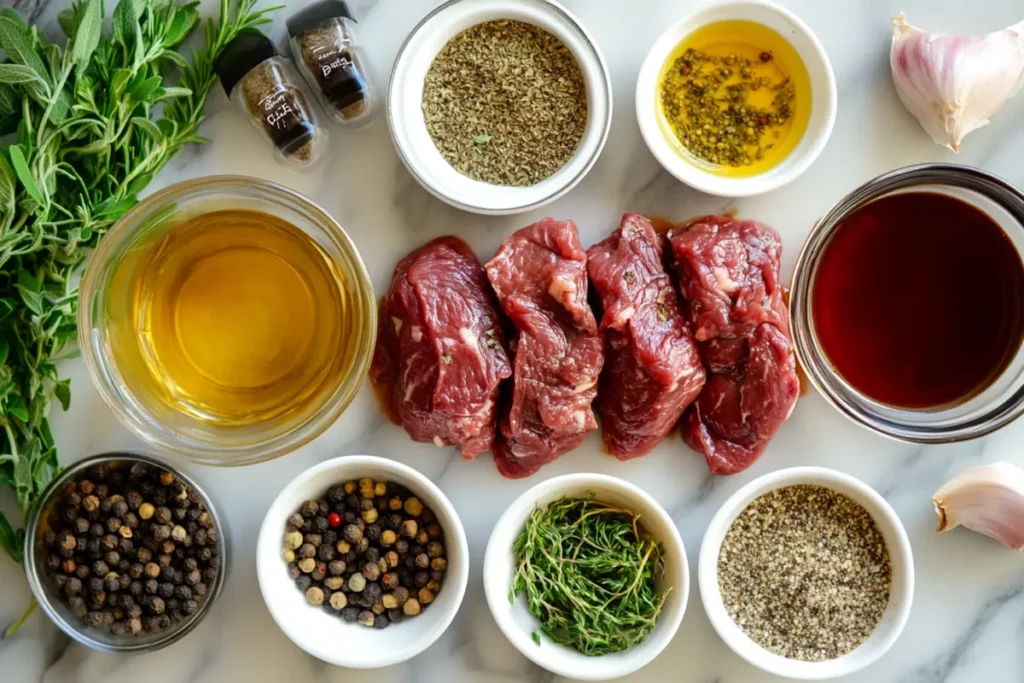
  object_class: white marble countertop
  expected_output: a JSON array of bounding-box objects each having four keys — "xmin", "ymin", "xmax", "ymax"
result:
[{"xmin": 3, "ymin": 0, "xmax": 1024, "ymax": 681}]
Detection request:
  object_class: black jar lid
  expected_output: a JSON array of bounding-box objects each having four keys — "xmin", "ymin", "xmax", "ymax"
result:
[
  {"xmin": 214, "ymin": 31, "xmax": 280, "ymax": 97},
  {"xmin": 286, "ymin": 0, "xmax": 356, "ymax": 38}
]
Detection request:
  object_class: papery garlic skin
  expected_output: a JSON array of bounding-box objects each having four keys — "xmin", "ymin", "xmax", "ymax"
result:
[
  {"xmin": 933, "ymin": 461, "xmax": 1024, "ymax": 550},
  {"xmin": 890, "ymin": 13, "xmax": 1024, "ymax": 152}
]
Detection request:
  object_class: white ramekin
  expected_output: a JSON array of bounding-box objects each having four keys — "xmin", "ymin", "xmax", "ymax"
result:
[
  {"xmin": 256, "ymin": 455, "xmax": 469, "ymax": 668},
  {"xmin": 483, "ymin": 473, "xmax": 689, "ymax": 681},
  {"xmin": 636, "ymin": 0, "xmax": 837, "ymax": 197},
  {"xmin": 699, "ymin": 467, "xmax": 914, "ymax": 680},
  {"xmin": 388, "ymin": 0, "xmax": 612, "ymax": 215}
]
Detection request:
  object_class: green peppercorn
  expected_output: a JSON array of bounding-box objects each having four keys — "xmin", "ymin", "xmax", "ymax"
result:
[
  {"xmin": 306, "ymin": 587, "xmax": 324, "ymax": 606},
  {"xmin": 348, "ymin": 573, "xmax": 366, "ymax": 592},
  {"xmin": 329, "ymin": 592, "xmax": 348, "ymax": 610}
]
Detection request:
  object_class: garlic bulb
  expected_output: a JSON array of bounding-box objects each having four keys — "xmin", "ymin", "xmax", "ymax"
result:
[
  {"xmin": 933, "ymin": 462, "xmax": 1024, "ymax": 550},
  {"xmin": 890, "ymin": 13, "xmax": 1024, "ymax": 152}
]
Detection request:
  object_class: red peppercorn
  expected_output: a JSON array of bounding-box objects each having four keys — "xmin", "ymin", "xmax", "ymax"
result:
[{"xmin": 327, "ymin": 512, "xmax": 341, "ymax": 528}]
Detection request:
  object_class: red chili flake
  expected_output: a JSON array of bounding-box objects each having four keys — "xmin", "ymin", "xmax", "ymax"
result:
[
  {"xmin": 758, "ymin": 115, "xmax": 769, "ymax": 126},
  {"xmin": 759, "ymin": 51, "xmax": 773, "ymax": 63},
  {"xmin": 328, "ymin": 512, "xmax": 341, "ymax": 528}
]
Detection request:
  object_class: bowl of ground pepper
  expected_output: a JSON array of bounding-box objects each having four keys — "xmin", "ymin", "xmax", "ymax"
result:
[
  {"xmin": 699, "ymin": 467, "xmax": 914, "ymax": 680},
  {"xmin": 388, "ymin": 0, "xmax": 611, "ymax": 215}
]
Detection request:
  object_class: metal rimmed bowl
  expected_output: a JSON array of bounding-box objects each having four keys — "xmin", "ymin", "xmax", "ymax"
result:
[
  {"xmin": 387, "ymin": 0, "xmax": 612, "ymax": 215},
  {"xmin": 790, "ymin": 163, "xmax": 1024, "ymax": 443},
  {"xmin": 23, "ymin": 453, "xmax": 227, "ymax": 654},
  {"xmin": 78, "ymin": 175, "xmax": 376, "ymax": 466}
]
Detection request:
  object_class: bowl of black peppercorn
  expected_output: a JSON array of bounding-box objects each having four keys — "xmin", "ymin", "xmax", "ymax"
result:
[
  {"xmin": 23, "ymin": 453, "xmax": 227, "ymax": 654},
  {"xmin": 257, "ymin": 454, "xmax": 468, "ymax": 668}
]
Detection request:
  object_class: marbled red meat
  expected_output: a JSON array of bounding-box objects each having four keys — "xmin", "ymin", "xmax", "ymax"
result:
[
  {"xmin": 587, "ymin": 214, "xmax": 705, "ymax": 459},
  {"xmin": 670, "ymin": 216, "xmax": 799, "ymax": 474},
  {"xmin": 371, "ymin": 236, "xmax": 511, "ymax": 459},
  {"xmin": 485, "ymin": 219, "xmax": 604, "ymax": 478}
]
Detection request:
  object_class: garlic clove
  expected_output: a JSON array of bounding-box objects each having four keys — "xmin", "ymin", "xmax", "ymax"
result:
[
  {"xmin": 933, "ymin": 461, "xmax": 1024, "ymax": 550},
  {"xmin": 890, "ymin": 13, "xmax": 1024, "ymax": 152}
]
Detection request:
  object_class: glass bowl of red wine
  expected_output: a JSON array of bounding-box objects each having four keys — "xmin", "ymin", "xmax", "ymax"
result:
[{"xmin": 790, "ymin": 163, "xmax": 1024, "ymax": 443}]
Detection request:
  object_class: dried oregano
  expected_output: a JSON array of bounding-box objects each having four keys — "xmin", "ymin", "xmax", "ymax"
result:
[{"xmin": 422, "ymin": 20, "xmax": 587, "ymax": 186}]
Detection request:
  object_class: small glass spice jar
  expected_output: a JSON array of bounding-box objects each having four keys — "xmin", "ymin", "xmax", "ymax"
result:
[
  {"xmin": 286, "ymin": 0, "xmax": 375, "ymax": 126},
  {"xmin": 214, "ymin": 32, "xmax": 326, "ymax": 166}
]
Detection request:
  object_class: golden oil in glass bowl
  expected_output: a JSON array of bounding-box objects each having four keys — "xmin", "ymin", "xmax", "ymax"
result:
[
  {"xmin": 657, "ymin": 20, "xmax": 812, "ymax": 177},
  {"xmin": 81, "ymin": 177, "xmax": 377, "ymax": 465},
  {"xmin": 120, "ymin": 209, "xmax": 349, "ymax": 425}
]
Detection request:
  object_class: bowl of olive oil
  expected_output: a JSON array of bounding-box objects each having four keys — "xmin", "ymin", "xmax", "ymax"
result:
[
  {"xmin": 79, "ymin": 176, "xmax": 376, "ymax": 465},
  {"xmin": 635, "ymin": 0, "xmax": 837, "ymax": 197}
]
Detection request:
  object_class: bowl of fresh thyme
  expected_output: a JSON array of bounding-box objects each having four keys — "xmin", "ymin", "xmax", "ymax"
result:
[
  {"xmin": 699, "ymin": 467, "xmax": 914, "ymax": 680},
  {"xmin": 387, "ymin": 0, "xmax": 612, "ymax": 215},
  {"xmin": 483, "ymin": 473, "xmax": 688, "ymax": 680}
]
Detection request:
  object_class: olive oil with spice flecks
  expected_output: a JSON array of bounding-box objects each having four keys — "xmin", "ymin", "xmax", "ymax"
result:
[
  {"xmin": 657, "ymin": 20, "xmax": 812, "ymax": 176},
  {"xmin": 113, "ymin": 209, "xmax": 349, "ymax": 425}
]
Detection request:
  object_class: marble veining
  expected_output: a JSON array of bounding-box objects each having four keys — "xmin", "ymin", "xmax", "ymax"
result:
[{"xmin": 3, "ymin": 0, "xmax": 1024, "ymax": 681}]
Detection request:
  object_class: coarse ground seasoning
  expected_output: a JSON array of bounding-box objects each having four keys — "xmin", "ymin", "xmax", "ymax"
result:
[
  {"xmin": 660, "ymin": 47, "xmax": 794, "ymax": 167},
  {"xmin": 422, "ymin": 20, "xmax": 587, "ymax": 186},
  {"xmin": 717, "ymin": 485, "xmax": 892, "ymax": 661}
]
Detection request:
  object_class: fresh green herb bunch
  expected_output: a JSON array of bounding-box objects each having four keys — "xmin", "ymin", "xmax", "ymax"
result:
[
  {"xmin": 510, "ymin": 495, "xmax": 670, "ymax": 656},
  {"xmin": 0, "ymin": 0, "xmax": 279, "ymax": 575}
]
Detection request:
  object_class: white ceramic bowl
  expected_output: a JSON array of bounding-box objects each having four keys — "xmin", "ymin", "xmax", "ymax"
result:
[
  {"xmin": 699, "ymin": 467, "xmax": 914, "ymax": 680},
  {"xmin": 484, "ymin": 473, "xmax": 688, "ymax": 681},
  {"xmin": 257, "ymin": 455, "xmax": 469, "ymax": 668},
  {"xmin": 388, "ymin": 0, "xmax": 612, "ymax": 215},
  {"xmin": 635, "ymin": 0, "xmax": 837, "ymax": 197}
]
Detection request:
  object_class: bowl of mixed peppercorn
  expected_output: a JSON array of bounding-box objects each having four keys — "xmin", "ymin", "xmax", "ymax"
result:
[
  {"xmin": 24, "ymin": 453, "xmax": 226, "ymax": 653},
  {"xmin": 257, "ymin": 454, "xmax": 468, "ymax": 668}
]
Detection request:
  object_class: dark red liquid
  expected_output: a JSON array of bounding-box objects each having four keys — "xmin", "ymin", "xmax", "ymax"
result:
[{"xmin": 812, "ymin": 192, "xmax": 1024, "ymax": 409}]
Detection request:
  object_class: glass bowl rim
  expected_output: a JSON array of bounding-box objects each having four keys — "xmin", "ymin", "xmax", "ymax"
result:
[
  {"xmin": 77, "ymin": 175, "xmax": 378, "ymax": 466},
  {"xmin": 789, "ymin": 162, "xmax": 1024, "ymax": 443},
  {"xmin": 23, "ymin": 452, "xmax": 229, "ymax": 654}
]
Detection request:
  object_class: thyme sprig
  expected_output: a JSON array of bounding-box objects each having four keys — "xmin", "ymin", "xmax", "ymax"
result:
[
  {"xmin": 510, "ymin": 494, "xmax": 670, "ymax": 656},
  {"xmin": 0, "ymin": 0, "xmax": 280, "ymax": 635}
]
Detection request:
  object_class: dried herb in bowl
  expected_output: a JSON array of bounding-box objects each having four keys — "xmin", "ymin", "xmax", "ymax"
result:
[
  {"xmin": 422, "ymin": 19, "xmax": 587, "ymax": 187},
  {"xmin": 510, "ymin": 495, "xmax": 668, "ymax": 656}
]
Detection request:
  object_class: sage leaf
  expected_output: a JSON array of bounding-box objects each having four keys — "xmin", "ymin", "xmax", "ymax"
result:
[
  {"xmin": 131, "ymin": 116, "xmax": 162, "ymax": 140},
  {"xmin": 68, "ymin": 0, "xmax": 103, "ymax": 73},
  {"xmin": 131, "ymin": 75, "xmax": 164, "ymax": 102},
  {"xmin": 113, "ymin": 0, "xmax": 140, "ymax": 49},
  {"xmin": 165, "ymin": 6, "xmax": 200, "ymax": 47},
  {"xmin": 8, "ymin": 145, "xmax": 44, "ymax": 206},
  {"xmin": 0, "ymin": 16, "xmax": 48, "ymax": 82},
  {"xmin": 0, "ymin": 64, "xmax": 48, "ymax": 86},
  {"xmin": 0, "ymin": 153, "xmax": 15, "ymax": 216}
]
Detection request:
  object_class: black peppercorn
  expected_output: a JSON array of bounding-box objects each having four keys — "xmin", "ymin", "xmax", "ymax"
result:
[
  {"xmin": 148, "ymin": 597, "xmax": 166, "ymax": 614},
  {"xmin": 295, "ymin": 575, "xmax": 312, "ymax": 591}
]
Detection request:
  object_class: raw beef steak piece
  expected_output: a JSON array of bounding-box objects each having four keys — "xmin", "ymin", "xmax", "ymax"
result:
[
  {"xmin": 485, "ymin": 219, "xmax": 604, "ymax": 478},
  {"xmin": 670, "ymin": 216, "xmax": 799, "ymax": 475},
  {"xmin": 587, "ymin": 214, "xmax": 705, "ymax": 459},
  {"xmin": 371, "ymin": 236, "xmax": 511, "ymax": 459}
]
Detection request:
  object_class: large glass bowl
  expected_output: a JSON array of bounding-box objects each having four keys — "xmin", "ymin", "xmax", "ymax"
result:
[
  {"xmin": 78, "ymin": 176, "xmax": 376, "ymax": 466},
  {"xmin": 790, "ymin": 164, "xmax": 1024, "ymax": 443}
]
